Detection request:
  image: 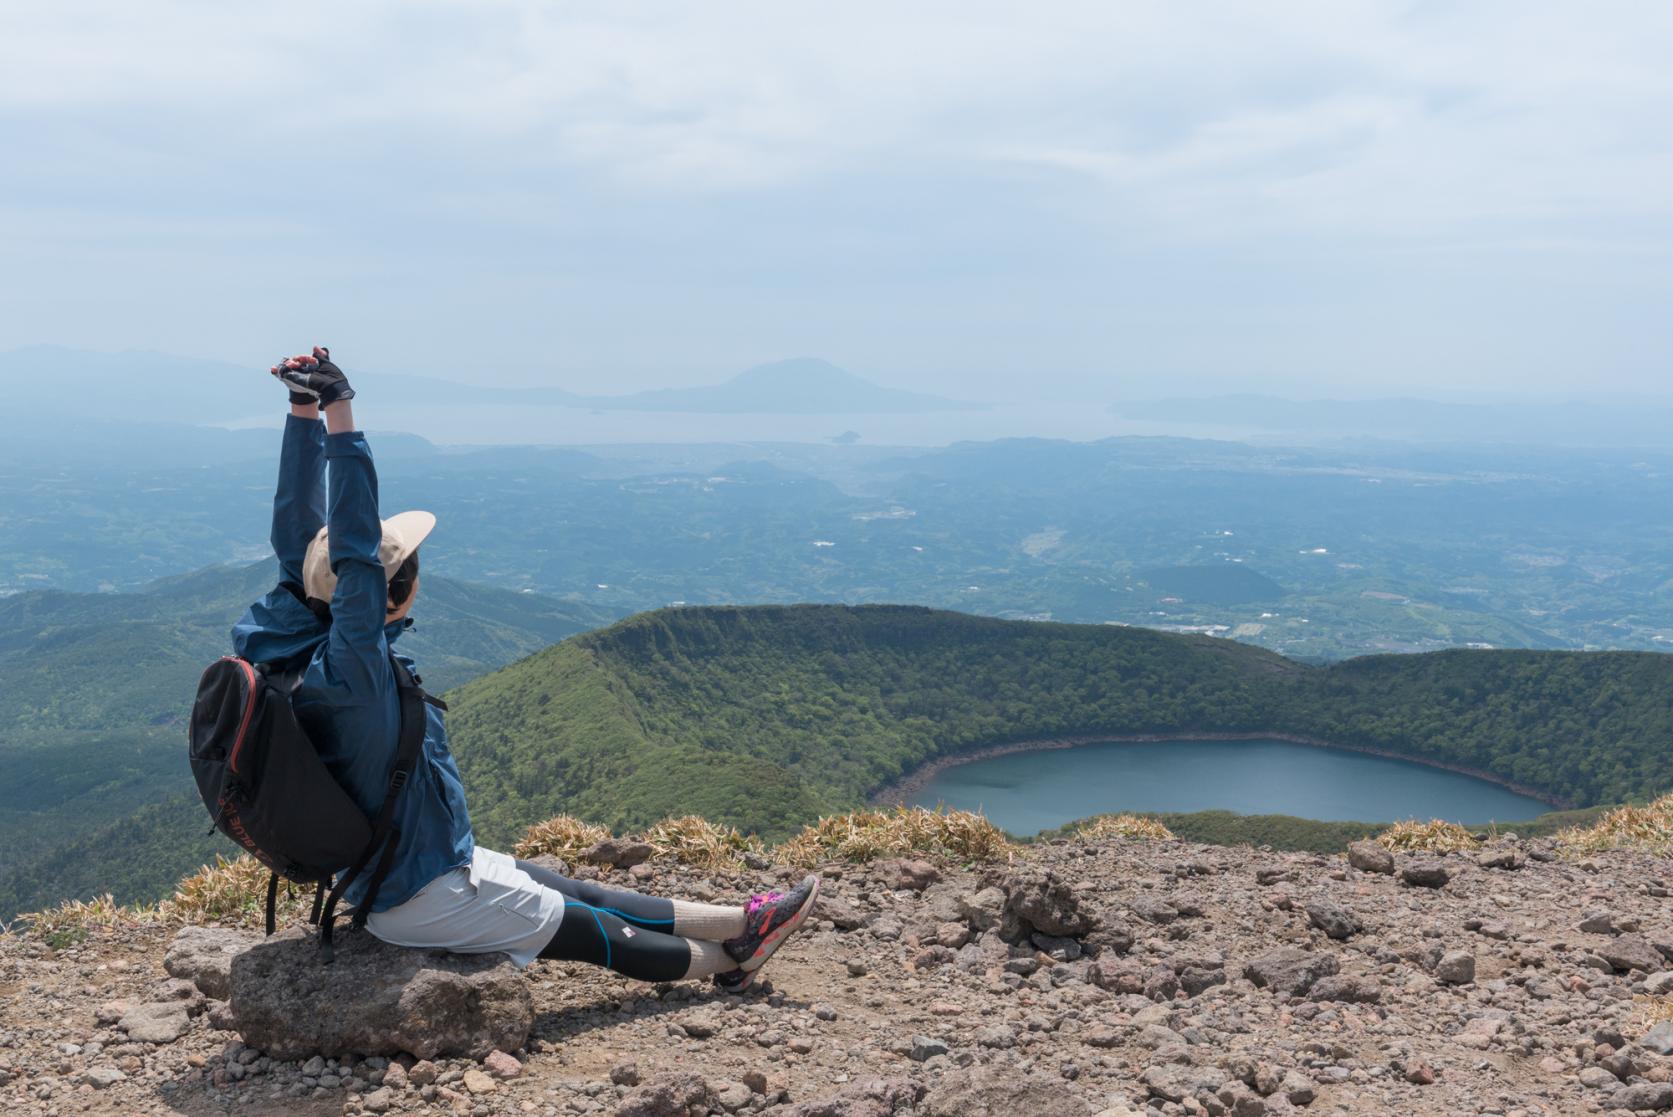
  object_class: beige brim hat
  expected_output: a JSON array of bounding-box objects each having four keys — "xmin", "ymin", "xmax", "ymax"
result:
[{"xmin": 301, "ymin": 510, "xmax": 436, "ymax": 603}]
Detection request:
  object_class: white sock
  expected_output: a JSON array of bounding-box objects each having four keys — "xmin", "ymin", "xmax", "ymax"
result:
[
  {"xmin": 672, "ymin": 900, "xmax": 747, "ymax": 941},
  {"xmin": 682, "ymin": 938, "xmax": 739, "ymax": 980}
]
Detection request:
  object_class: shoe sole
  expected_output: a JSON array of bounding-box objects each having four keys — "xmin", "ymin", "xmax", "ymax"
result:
[
  {"xmin": 714, "ymin": 969, "xmax": 756, "ymax": 994},
  {"xmin": 737, "ymin": 875, "xmax": 821, "ymax": 974}
]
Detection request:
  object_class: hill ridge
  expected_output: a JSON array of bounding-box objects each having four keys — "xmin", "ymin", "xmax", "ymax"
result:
[{"xmin": 445, "ymin": 603, "xmax": 1673, "ymax": 847}]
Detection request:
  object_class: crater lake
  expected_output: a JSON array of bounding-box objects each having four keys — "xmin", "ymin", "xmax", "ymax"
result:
[{"xmin": 905, "ymin": 738, "xmax": 1552, "ymax": 834}]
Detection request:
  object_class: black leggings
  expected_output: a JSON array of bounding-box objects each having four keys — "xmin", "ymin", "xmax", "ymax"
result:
[{"xmin": 519, "ymin": 859, "xmax": 693, "ymax": 982}]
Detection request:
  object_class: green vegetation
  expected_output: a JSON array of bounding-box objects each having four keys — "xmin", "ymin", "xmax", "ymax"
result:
[
  {"xmin": 0, "ymin": 793, "xmax": 226, "ymax": 924},
  {"xmin": 12, "ymin": 598, "xmax": 1670, "ymax": 920},
  {"xmin": 447, "ymin": 604, "xmax": 1673, "ymax": 846},
  {"xmin": 448, "ymin": 604, "xmax": 1288, "ymax": 843},
  {"xmin": 1133, "ymin": 812, "xmax": 1376, "ymax": 853}
]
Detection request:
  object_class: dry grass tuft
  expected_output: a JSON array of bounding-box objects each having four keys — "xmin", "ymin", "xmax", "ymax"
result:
[
  {"xmin": 22, "ymin": 854, "xmax": 294, "ymax": 938},
  {"xmin": 1635, "ymin": 995, "xmax": 1673, "ymax": 1028},
  {"xmin": 1075, "ymin": 813, "xmax": 1177, "ymax": 842},
  {"xmin": 775, "ymin": 806, "xmax": 1012, "ymax": 867},
  {"xmin": 19, "ymin": 806, "xmax": 1016, "ymax": 939},
  {"xmin": 162, "ymin": 855, "xmax": 320, "ymax": 929},
  {"xmin": 645, "ymin": 815, "xmax": 762, "ymax": 871},
  {"xmin": 21, "ymin": 894, "xmax": 162, "ymax": 944},
  {"xmin": 1377, "ymin": 819, "xmax": 1478, "ymax": 853},
  {"xmin": 1559, "ymin": 795, "xmax": 1673, "ymax": 856},
  {"xmin": 513, "ymin": 815, "xmax": 614, "ymax": 861}
]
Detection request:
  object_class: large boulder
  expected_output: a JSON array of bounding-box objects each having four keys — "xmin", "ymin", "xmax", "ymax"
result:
[
  {"xmin": 1434, "ymin": 949, "xmax": 1476, "ymax": 985},
  {"xmin": 1614, "ymin": 1083, "xmax": 1673, "ymax": 1112},
  {"xmin": 163, "ymin": 926, "xmax": 261, "ymax": 1001},
  {"xmin": 877, "ymin": 859, "xmax": 942, "ymax": 892},
  {"xmin": 1600, "ymin": 935, "xmax": 1666, "ymax": 975},
  {"xmin": 1243, "ymin": 947, "xmax": 1340, "ymax": 996},
  {"xmin": 117, "ymin": 1001, "xmax": 191, "ymax": 1044},
  {"xmin": 1308, "ymin": 975, "xmax": 1382, "ymax": 1003},
  {"xmin": 956, "ymin": 887, "xmax": 1006, "ymax": 933},
  {"xmin": 580, "ymin": 838, "xmax": 654, "ymax": 869},
  {"xmin": 1001, "ymin": 869, "xmax": 1098, "ymax": 940},
  {"xmin": 815, "ymin": 893, "xmax": 867, "ymax": 931},
  {"xmin": 1400, "ymin": 861, "xmax": 1451, "ymax": 889},
  {"xmin": 1305, "ymin": 898, "xmax": 1362, "ymax": 941},
  {"xmin": 229, "ymin": 928, "xmax": 531, "ymax": 1059},
  {"xmin": 616, "ymin": 1072, "xmax": 716, "ymax": 1117},
  {"xmin": 1346, "ymin": 841, "xmax": 1394, "ymax": 875}
]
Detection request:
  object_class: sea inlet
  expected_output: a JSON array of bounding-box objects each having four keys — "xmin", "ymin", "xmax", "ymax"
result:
[{"xmin": 906, "ymin": 738, "xmax": 1552, "ymax": 834}]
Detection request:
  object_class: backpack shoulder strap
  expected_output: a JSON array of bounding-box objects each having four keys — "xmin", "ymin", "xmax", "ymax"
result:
[{"xmin": 316, "ymin": 654, "xmax": 433, "ymax": 960}]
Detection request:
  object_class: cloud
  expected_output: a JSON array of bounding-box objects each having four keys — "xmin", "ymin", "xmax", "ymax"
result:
[
  {"xmin": 6, "ymin": 1, "xmax": 1670, "ymax": 210},
  {"xmin": 0, "ymin": 1, "xmax": 1669, "ymax": 394}
]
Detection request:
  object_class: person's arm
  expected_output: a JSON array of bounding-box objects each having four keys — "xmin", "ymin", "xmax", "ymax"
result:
[
  {"xmin": 319, "ymin": 395, "xmax": 392, "ymax": 698},
  {"xmin": 271, "ymin": 401, "xmax": 327, "ymax": 589}
]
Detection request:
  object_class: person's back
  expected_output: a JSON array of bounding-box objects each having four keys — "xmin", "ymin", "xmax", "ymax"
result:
[
  {"xmin": 232, "ymin": 348, "xmax": 472, "ymax": 916},
  {"xmin": 237, "ymin": 348, "xmax": 819, "ymax": 987}
]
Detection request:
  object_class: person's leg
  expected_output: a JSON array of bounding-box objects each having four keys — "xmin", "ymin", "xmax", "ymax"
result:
[
  {"xmin": 516, "ymin": 858, "xmax": 747, "ymax": 941},
  {"xmin": 537, "ymin": 897, "xmax": 737, "ymax": 981}
]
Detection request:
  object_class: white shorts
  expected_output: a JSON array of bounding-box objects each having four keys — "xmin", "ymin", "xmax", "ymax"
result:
[{"xmin": 366, "ymin": 846, "xmax": 565, "ymax": 968}]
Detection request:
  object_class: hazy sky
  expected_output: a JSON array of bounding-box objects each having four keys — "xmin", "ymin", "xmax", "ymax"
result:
[{"xmin": 3, "ymin": 1, "xmax": 1670, "ymax": 400}]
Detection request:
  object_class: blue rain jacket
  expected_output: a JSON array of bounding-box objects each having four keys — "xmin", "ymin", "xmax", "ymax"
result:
[{"xmin": 230, "ymin": 415, "xmax": 474, "ymax": 912}]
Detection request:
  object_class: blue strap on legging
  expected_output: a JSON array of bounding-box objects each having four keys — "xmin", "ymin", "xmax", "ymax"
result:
[
  {"xmin": 598, "ymin": 905, "xmax": 673, "ymax": 926},
  {"xmin": 572, "ymin": 901, "xmax": 613, "ymax": 969}
]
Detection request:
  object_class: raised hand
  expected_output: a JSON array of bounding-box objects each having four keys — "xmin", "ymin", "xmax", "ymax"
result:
[
  {"xmin": 270, "ymin": 346, "xmax": 356, "ymax": 409},
  {"xmin": 274, "ymin": 351, "xmax": 320, "ymax": 407}
]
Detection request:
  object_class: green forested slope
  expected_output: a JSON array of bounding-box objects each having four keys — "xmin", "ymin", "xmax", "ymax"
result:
[
  {"xmin": 0, "ymin": 792, "xmax": 223, "ymax": 925},
  {"xmin": 14, "ymin": 601, "xmax": 1673, "ymax": 920},
  {"xmin": 0, "ymin": 562, "xmax": 618, "ymax": 732},
  {"xmin": 1280, "ymin": 650, "xmax": 1673, "ymax": 806},
  {"xmin": 447, "ymin": 605, "xmax": 1673, "ymax": 845}
]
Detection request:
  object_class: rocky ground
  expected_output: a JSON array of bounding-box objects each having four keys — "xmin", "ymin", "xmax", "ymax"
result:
[{"xmin": 4, "ymin": 834, "xmax": 1673, "ymax": 1117}]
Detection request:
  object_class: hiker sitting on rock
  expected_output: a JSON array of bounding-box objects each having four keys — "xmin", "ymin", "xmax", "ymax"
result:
[{"xmin": 224, "ymin": 347, "xmax": 818, "ymax": 990}]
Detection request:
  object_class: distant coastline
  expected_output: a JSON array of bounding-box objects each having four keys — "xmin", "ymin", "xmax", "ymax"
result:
[{"xmin": 871, "ymin": 731, "xmax": 1571, "ymax": 813}]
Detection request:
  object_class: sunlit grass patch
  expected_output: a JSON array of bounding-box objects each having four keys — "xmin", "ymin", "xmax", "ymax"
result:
[
  {"xmin": 513, "ymin": 814, "xmax": 614, "ymax": 861},
  {"xmin": 1376, "ymin": 819, "xmax": 1477, "ymax": 853},
  {"xmin": 18, "ymin": 856, "xmax": 302, "ymax": 937},
  {"xmin": 775, "ymin": 805, "xmax": 1012, "ymax": 867},
  {"xmin": 165, "ymin": 855, "xmax": 319, "ymax": 929},
  {"xmin": 1632, "ymin": 993, "xmax": 1673, "ymax": 1036},
  {"xmin": 1558, "ymin": 795, "xmax": 1673, "ymax": 856},
  {"xmin": 645, "ymin": 815, "xmax": 762, "ymax": 871},
  {"xmin": 1074, "ymin": 813, "xmax": 1177, "ymax": 842},
  {"xmin": 18, "ymin": 893, "xmax": 162, "ymax": 946}
]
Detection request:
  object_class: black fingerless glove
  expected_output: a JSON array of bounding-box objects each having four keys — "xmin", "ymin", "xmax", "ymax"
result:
[{"xmin": 272, "ymin": 347, "xmax": 356, "ymax": 408}]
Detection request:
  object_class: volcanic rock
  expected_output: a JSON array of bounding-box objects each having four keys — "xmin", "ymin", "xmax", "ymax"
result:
[
  {"xmin": 228, "ymin": 927, "xmax": 531, "ymax": 1058},
  {"xmin": 1244, "ymin": 948, "xmax": 1339, "ymax": 996},
  {"xmin": 163, "ymin": 926, "xmax": 261, "ymax": 1001}
]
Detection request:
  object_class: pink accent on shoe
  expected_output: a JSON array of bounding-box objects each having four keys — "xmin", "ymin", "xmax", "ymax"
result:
[
  {"xmin": 727, "ymin": 875, "xmax": 820, "ymax": 973},
  {"xmin": 745, "ymin": 890, "xmax": 784, "ymax": 916}
]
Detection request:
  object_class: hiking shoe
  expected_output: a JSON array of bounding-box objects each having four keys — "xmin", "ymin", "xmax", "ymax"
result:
[
  {"xmin": 711, "ymin": 965, "xmax": 757, "ymax": 995},
  {"xmin": 724, "ymin": 874, "xmax": 820, "ymax": 974}
]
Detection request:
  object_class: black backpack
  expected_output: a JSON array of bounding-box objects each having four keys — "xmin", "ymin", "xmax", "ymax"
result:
[{"xmin": 187, "ymin": 651, "xmax": 445, "ymax": 961}]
